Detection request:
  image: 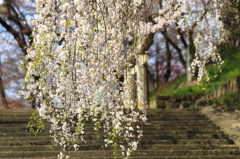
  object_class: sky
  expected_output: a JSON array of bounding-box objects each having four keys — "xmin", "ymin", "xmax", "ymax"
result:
[{"xmin": 0, "ymin": 0, "xmax": 3, "ymax": 5}]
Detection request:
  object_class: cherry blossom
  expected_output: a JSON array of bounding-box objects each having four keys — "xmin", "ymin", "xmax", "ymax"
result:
[{"xmin": 21, "ymin": 0, "xmax": 225, "ymax": 159}]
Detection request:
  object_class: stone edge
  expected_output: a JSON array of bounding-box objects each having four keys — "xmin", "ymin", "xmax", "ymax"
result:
[{"xmin": 200, "ymin": 106, "xmax": 240, "ymax": 148}]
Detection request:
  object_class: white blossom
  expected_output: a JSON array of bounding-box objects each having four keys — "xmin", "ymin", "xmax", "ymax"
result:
[
  {"xmin": 38, "ymin": 107, "xmax": 47, "ymax": 119},
  {"xmin": 21, "ymin": 0, "xmax": 224, "ymax": 159}
]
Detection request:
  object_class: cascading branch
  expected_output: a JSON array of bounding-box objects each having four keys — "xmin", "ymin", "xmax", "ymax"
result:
[
  {"xmin": 20, "ymin": 0, "xmax": 225, "ymax": 158},
  {"xmin": 139, "ymin": 0, "xmax": 225, "ymax": 82},
  {"xmin": 20, "ymin": 0, "xmax": 149, "ymax": 158}
]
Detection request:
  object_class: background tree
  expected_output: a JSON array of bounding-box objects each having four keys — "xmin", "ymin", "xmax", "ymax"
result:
[
  {"xmin": 220, "ymin": 0, "xmax": 240, "ymax": 48},
  {"xmin": 146, "ymin": 0, "xmax": 224, "ymax": 91},
  {"xmin": 0, "ymin": 0, "xmax": 35, "ymax": 108}
]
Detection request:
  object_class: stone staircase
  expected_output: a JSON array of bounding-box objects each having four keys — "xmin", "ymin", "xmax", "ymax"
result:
[
  {"xmin": 156, "ymin": 94, "xmax": 205, "ymax": 109},
  {"xmin": 0, "ymin": 109, "xmax": 240, "ymax": 159}
]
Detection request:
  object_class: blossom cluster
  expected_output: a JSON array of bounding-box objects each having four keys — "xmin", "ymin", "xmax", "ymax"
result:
[
  {"xmin": 139, "ymin": 0, "xmax": 224, "ymax": 82},
  {"xmin": 21, "ymin": 0, "xmax": 225, "ymax": 159},
  {"xmin": 21, "ymin": 0, "xmax": 149, "ymax": 158}
]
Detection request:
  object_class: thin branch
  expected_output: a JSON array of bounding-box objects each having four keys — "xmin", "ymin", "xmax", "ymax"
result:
[{"xmin": 0, "ymin": 18, "xmax": 28, "ymax": 55}]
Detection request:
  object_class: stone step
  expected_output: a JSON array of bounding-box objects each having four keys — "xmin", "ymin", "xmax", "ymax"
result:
[
  {"xmin": 0, "ymin": 130, "xmax": 226, "ymax": 137},
  {"xmin": 141, "ymin": 134, "xmax": 229, "ymax": 140},
  {"xmin": 0, "ymin": 133, "xmax": 230, "ymax": 142},
  {"xmin": 0, "ymin": 113, "xmax": 205, "ymax": 119},
  {"xmin": 1, "ymin": 157, "xmax": 240, "ymax": 159},
  {"xmin": 0, "ymin": 118, "xmax": 210, "ymax": 124},
  {"xmin": 140, "ymin": 144, "xmax": 239, "ymax": 150},
  {"xmin": 0, "ymin": 144, "xmax": 238, "ymax": 152},
  {"xmin": 148, "ymin": 116, "xmax": 209, "ymax": 122},
  {"xmin": 81, "ymin": 150, "xmax": 240, "ymax": 156},
  {"xmin": 0, "ymin": 109, "xmax": 204, "ymax": 118},
  {"xmin": 141, "ymin": 126, "xmax": 218, "ymax": 131},
  {"xmin": 147, "ymin": 111, "xmax": 203, "ymax": 115},
  {"xmin": 0, "ymin": 114, "xmax": 205, "ymax": 119},
  {"xmin": 147, "ymin": 116, "xmax": 208, "ymax": 120},
  {"xmin": 0, "ymin": 109, "xmax": 34, "ymax": 113},
  {"xmin": 0, "ymin": 145, "xmax": 108, "ymax": 151},
  {"xmin": 0, "ymin": 124, "xmax": 219, "ymax": 133},
  {"xmin": 0, "ymin": 117, "xmax": 33, "ymax": 122},
  {"xmin": 0, "ymin": 108, "xmax": 201, "ymax": 114},
  {"xmin": 0, "ymin": 136, "xmax": 52, "ymax": 141},
  {"xmin": 139, "ymin": 139, "xmax": 234, "ymax": 145},
  {"xmin": 0, "ymin": 139, "xmax": 234, "ymax": 146},
  {"xmin": 0, "ymin": 121, "xmax": 29, "ymax": 124},
  {"xmin": 148, "ymin": 122, "xmax": 213, "ymax": 126},
  {"xmin": 0, "ymin": 140, "xmax": 53, "ymax": 146},
  {"xmin": 0, "ymin": 124, "xmax": 45, "ymax": 127},
  {"xmin": 0, "ymin": 108, "xmax": 237, "ymax": 159},
  {"xmin": 0, "ymin": 129, "xmax": 49, "ymax": 134},
  {"xmin": 1, "ymin": 150, "xmax": 240, "ymax": 158},
  {"xmin": 0, "ymin": 127, "xmax": 219, "ymax": 134},
  {"xmin": 148, "ymin": 111, "xmax": 205, "ymax": 114},
  {"xmin": 0, "ymin": 146, "xmax": 61, "ymax": 151},
  {"xmin": 0, "ymin": 128, "xmax": 226, "ymax": 137},
  {"xmin": 147, "ymin": 108, "xmax": 202, "ymax": 112},
  {"xmin": 142, "ymin": 130, "xmax": 225, "ymax": 134},
  {"xmin": 0, "ymin": 108, "xmax": 202, "ymax": 114},
  {"xmin": 0, "ymin": 132, "xmax": 50, "ymax": 137},
  {"xmin": 148, "ymin": 109, "xmax": 202, "ymax": 113},
  {"xmin": 0, "ymin": 117, "xmax": 211, "ymax": 124},
  {"xmin": 0, "ymin": 120, "xmax": 213, "ymax": 127},
  {"xmin": 0, "ymin": 112, "xmax": 34, "ymax": 116},
  {"xmin": 0, "ymin": 115, "xmax": 209, "ymax": 120}
]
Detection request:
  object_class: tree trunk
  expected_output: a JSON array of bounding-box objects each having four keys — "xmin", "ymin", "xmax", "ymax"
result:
[
  {"xmin": 186, "ymin": 46, "xmax": 191, "ymax": 82},
  {"xmin": 155, "ymin": 44, "xmax": 160, "ymax": 87},
  {"xmin": 29, "ymin": 92, "xmax": 36, "ymax": 109},
  {"xmin": 188, "ymin": 31, "xmax": 198, "ymax": 79},
  {"xmin": 0, "ymin": 57, "xmax": 8, "ymax": 108},
  {"xmin": 0, "ymin": 77, "xmax": 8, "ymax": 108},
  {"xmin": 163, "ymin": 29, "xmax": 171, "ymax": 82}
]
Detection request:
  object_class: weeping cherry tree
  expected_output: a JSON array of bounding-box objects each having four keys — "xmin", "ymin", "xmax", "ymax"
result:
[{"xmin": 20, "ymin": 0, "xmax": 225, "ymax": 158}]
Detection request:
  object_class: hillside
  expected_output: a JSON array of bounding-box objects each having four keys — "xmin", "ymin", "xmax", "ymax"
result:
[{"xmin": 158, "ymin": 47, "xmax": 240, "ymax": 96}]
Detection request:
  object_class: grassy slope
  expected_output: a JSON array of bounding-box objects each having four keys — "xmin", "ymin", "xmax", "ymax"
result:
[{"xmin": 159, "ymin": 47, "xmax": 240, "ymax": 95}]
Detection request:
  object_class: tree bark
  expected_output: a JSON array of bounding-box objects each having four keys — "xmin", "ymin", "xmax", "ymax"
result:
[
  {"xmin": 0, "ymin": 18, "xmax": 30, "ymax": 55},
  {"xmin": 0, "ymin": 57, "xmax": 8, "ymax": 108},
  {"xmin": 155, "ymin": 44, "xmax": 160, "ymax": 87},
  {"xmin": 0, "ymin": 76, "xmax": 8, "ymax": 108},
  {"xmin": 163, "ymin": 29, "xmax": 171, "ymax": 82},
  {"xmin": 29, "ymin": 92, "xmax": 36, "ymax": 109},
  {"xmin": 188, "ymin": 31, "xmax": 198, "ymax": 79},
  {"xmin": 163, "ymin": 32, "xmax": 186, "ymax": 68}
]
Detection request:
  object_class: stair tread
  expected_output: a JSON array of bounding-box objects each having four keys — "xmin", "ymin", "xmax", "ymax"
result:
[{"xmin": 0, "ymin": 108, "xmax": 238, "ymax": 158}]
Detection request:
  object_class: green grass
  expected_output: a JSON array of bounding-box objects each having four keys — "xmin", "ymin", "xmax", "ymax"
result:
[
  {"xmin": 212, "ymin": 91, "xmax": 240, "ymax": 111},
  {"xmin": 159, "ymin": 47, "xmax": 240, "ymax": 95}
]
